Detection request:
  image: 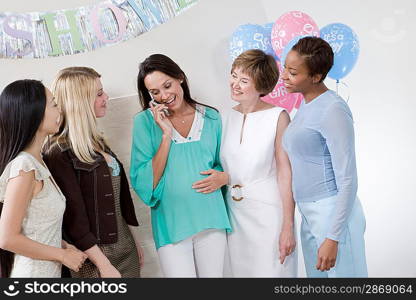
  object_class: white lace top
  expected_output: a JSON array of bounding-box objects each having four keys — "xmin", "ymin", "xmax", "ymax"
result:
[{"xmin": 0, "ymin": 152, "xmax": 66, "ymax": 278}]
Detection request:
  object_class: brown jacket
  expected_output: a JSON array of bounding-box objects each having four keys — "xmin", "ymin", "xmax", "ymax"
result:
[{"xmin": 43, "ymin": 144, "xmax": 139, "ymax": 251}]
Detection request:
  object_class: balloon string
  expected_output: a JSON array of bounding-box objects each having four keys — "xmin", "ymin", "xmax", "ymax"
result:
[
  {"xmin": 336, "ymin": 80, "xmax": 351, "ymax": 103},
  {"xmin": 336, "ymin": 79, "xmax": 339, "ymax": 95}
]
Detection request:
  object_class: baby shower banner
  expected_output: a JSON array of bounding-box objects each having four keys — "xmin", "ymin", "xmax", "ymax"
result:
[{"xmin": 0, "ymin": 0, "xmax": 198, "ymax": 59}]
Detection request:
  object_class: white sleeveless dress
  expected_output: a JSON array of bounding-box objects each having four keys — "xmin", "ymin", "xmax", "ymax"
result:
[
  {"xmin": 0, "ymin": 152, "xmax": 66, "ymax": 277},
  {"xmin": 220, "ymin": 107, "xmax": 297, "ymax": 277}
]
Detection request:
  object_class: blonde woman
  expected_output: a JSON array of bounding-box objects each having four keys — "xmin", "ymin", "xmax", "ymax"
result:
[{"xmin": 43, "ymin": 67, "xmax": 143, "ymax": 278}]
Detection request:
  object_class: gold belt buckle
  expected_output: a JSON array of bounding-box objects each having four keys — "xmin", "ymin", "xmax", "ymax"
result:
[{"xmin": 231, "ymin": 184, "xmax": 243, "ymax": 201}]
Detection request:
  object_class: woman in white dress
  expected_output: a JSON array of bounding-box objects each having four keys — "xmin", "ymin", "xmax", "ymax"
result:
[
  {"xmin": 0, "ymin": 79, "xmax": 87, "ymax": 277},
  {"xmin": 220, "ymin": 49, "xmax": 297, "ymax": 277}
]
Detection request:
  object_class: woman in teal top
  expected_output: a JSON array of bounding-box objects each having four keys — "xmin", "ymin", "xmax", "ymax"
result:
[{"xmin": 130, "ymin": 54, "xmax": 231, "ymax": 277}]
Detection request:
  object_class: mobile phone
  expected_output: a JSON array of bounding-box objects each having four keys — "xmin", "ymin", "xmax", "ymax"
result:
[{"xmin": 149, "ymin": 93, "xmax": 170, "ymax": 116}]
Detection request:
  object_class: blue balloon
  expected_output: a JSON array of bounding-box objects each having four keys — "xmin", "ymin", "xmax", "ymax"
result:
[
  {"xmin": 262, "ymin": 23, "xmax": 279, "ymax": 61},
  {"xmin": 229, "ymin": 23, "xmax": 277, "ymax": 61},
  {"xmin": 320, "ymin": 23, "xmax": 359, "ymax": 80}
]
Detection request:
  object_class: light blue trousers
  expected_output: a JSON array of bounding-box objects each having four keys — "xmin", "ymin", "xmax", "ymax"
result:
[{"xmin": 297, "ymin": 196, "xmax": 368, "ymax": 277}]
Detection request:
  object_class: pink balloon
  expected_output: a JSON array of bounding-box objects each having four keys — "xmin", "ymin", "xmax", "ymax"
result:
[
  {"xmin": 271, "ymin": 11, "xmax": 320, "ymax": 58},
  {"xmin": 261, "ymin": 61, "xmax": 303, "ymax": 113}
]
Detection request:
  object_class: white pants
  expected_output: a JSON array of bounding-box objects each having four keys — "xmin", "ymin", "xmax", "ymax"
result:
[{"xmin": 157, "ymin": 229, "xmax": 226, "ymax": 278}]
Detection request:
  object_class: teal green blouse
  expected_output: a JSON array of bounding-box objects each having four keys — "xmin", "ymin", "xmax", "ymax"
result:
[{"xmin": 130, "ymin": 105, "xmax": 231, "ymax": 249}]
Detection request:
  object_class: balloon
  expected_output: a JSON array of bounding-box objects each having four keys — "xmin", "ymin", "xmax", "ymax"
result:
[
  {"xmin": 271, "ymin": 11, "xmax": 319, "ymax": 58},
  {"xmin": 320, "ymin": 23, "xmax": 360, "ymax": 80},
  {"xmin": 279, "ymin": 35, "xmax": 308, "ymax": 67},
  {"xmin": 229, "ymin": 24, "xmax": 275, "ymax": 61},
  {"xmin": 262, "ymin": 23, "xmax": 279, "ymax": 61},
  {"xmin": 261, "ymin": 61, "xmax": 303, "ymax": 113}
]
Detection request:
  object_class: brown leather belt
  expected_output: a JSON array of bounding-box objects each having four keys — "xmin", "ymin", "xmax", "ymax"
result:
[{"xmin": 231, "ymin": 184, "xmax": 243, "ymax": 201}]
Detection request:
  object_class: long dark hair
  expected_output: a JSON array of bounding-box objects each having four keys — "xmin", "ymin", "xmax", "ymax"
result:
[
  {"xmin": 0, "ymin": 79, "xmax": 47, "ymax": 278},
  {"xmin": 137, "ymin": 54, "xmax": 218, "ymax": 113}
]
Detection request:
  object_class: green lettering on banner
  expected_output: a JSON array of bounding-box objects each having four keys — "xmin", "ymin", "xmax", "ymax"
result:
[
  {"xmin": 42, "ymin": 10, "xmax": 85, "ymax": 56},
  {"xmin": 176, "ymin": 0, "xmax": 198, "ymax": 11}
]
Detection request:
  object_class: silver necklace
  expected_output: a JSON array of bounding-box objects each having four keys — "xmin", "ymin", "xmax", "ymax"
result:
[{"xmin": 170, "ymin": 115, "xmax": 186, "ymax": 124}]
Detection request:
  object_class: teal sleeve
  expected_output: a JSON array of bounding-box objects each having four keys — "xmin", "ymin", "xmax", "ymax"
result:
[
  {"xmin": 211, "ymin": 111, "xmax": 227, "ymax": 200},
  {"xmin": 130, "ymin": 112, "xmax": 165, "ymax": 207},
  {"xmin": 212, "ymin": 111, "xmax": 224, "ymax": 172},
  {"xmin": 214, "ymin": 114, "xmax": 231, "ymax": 203}
]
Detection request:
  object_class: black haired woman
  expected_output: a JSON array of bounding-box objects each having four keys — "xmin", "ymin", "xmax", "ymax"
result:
[
  {"xmin": 282, "ymin": 37, "xmax": 367, "ymax": 277},
  {"xmin": 131, "ymin": 54, "xmax": 232, "ymax": 277},
  {"xmin": 0, "ymin": 80, "xmax": 87, "ymax": 277}
]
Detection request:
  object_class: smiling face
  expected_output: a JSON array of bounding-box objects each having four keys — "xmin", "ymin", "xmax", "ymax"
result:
[
  {"xmin": 40, "ymin": 88, "xmax": 61, "ymax": 135},
  {"xmin": 281, "ymin": 50, "xmax": 319, "ymax": 95},
  {"xmin": 229, "ymin": 67, "xmax": 261, "ymax": 104},
  {"xmin": 144, "ymin": 71, "xmax": 184, "ymax": 111},
  {"xmin": 93, "ymin": 78, "xmax": 109, "ymax": 118},
  {"xmin": 282, "ymin": 48, "xmax": 328, "ymax": 96}
]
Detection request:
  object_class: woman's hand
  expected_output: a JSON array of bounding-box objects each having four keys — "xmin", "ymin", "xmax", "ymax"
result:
[
  {"xmin": 316, "ymin": 238, "xmax": 338, "ymax": 271},
  {"xmin": 279, "ymin": 225, "xmax": 296, "ymax": 264},
  {"xmin": 84, "ymin": 245, "xmax": 121, "ymax": 277},
  {"xmin": 150, "ymin": 102, "xmax": 172, "ymax": 136},
  {"xmin": 60, "ymin": 248, "xmax": 88, "ymax": 272},
  {"xmin": 98, "ymin": 263, "xmax": 122, "ymax": 278},
  {"xmin": 192, "ymin": 170, "xmax": 229, "ymax": 193},
  {"xmin": 62, "ymin": 240, "xmax": 77, "ymax": 250}
]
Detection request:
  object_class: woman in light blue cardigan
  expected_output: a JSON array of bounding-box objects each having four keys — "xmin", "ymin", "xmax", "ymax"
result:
[{"xmin": 282, "ymin": 37, "xmax": 367, "ymax": 277}]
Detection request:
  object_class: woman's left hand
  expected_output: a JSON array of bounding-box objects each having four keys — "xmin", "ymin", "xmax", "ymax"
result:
[
  {"xmin": 62, "ymin": 241, "xmax": 78, "ymax": 251},
  {"xmin": 192, "ymin": 169, "xmax": 229, "ymax": 193},
  {"xmin": 279, "ymin": 226, "xmax": 296, "ymax": 264},
  {"xmin": 316, "ymin": 238, "xmax": 338, "ymax": 271}
]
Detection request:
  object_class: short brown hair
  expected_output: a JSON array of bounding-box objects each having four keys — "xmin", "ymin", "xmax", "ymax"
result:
[
  {"xmin": 292, "ymin": 37, "xmax": 334, "ymax": 82},
  {"xmin": 231, "ymin": 49, "xmax": 278, "ymax": 96}
]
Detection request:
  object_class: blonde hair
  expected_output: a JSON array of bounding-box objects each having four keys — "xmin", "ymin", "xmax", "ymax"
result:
[
  {"xmin": 50, "ymin": 67, "xmax": 106, "ymax": 163},
  {"xmin": 231, "ymin": 49, "xmax": 279, "ymax": 96}
]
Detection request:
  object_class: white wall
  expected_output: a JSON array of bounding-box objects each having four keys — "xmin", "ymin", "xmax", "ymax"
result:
[
  {"xmin": 1, "ymin": 0, "xmax": 415, "ymax": 277},
  {"xmin": 0, "ymin": 0, "xmax": 265, "ymax": 106}
]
